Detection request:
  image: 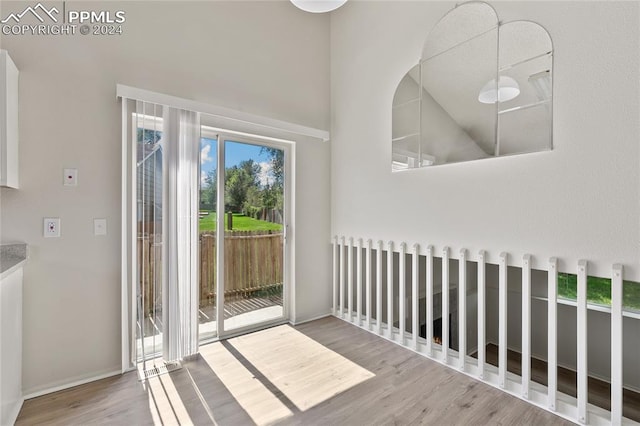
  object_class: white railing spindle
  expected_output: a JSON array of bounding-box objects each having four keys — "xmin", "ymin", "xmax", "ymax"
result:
[
  {"xmin": 459, "ymin": 249, "xmax": 467, "ymax": 371},
  {"xmin": 348, "ymin": 237, "xmax": 354, "ymax": 320},
  {"xmin": 331, "ymin": 237, "xmax": 631, "ymax": 425},
  {"xmin": 366, "ymin": 239, "xmax": 372, "ymax": 328},
  {"xmin": 376, "ymin": 240, "xmax": 383, "ymax": 335},
  {"xmin": 611, "ymin": 263, "xmax": 623, "ymax": 426},
  {"xmin": 387, "ymin": 241, "xmax": 394, "ymax": 339},
  {"xmin": 399, "ymin": 242, "xmax": 406, "ymax": 344},
  {"xmin": 332, "ymin": 236, "xmax": 337, "ymax": 315},
  {"xmin": 357, "ymin": 238, "xmax": 363, "ymax": 325},
  {"xmin": 412, "ymin": 244, "xmax": 420, "ymax": 350},
  {"xmin": 577, "ymin": 260, "xmax": 588, "ymax": 424},
  {"xmin": 478, "ymin": 250, "xmax": 486, "ymax": 379},
  {"xmin": 499, "ymin": 252, "xmax": 508, "ymax": 389},
  {"xmin": 522, "ymin": 254, "xmax": 532, "ymax": 399},
  {"xmin": 548, "ymin": 257, "xmax": 558, "ymax": 411},
  {"xmin": 442, "ymin": 247, "xmax": 450, "ymax": 363},
  {"xmin": 339, "ymin": 237, "xmax": 345, "ymax": 318},
  {"xmin": 426, "ymin": 245, "xmax": 434, "ymax": 356}
]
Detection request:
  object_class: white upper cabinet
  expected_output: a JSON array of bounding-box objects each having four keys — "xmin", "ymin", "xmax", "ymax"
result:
[{"xmin": 0, "ymin": 50, "xmax": 19, "ymax": 188}]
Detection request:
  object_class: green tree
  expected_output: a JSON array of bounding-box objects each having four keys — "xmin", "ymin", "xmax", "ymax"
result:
[
  {"xmin": 225, "ymin": 160, "xmax": 259, "ymax": 212},
  {"xmin": 261, "ymin": 147, "xmax": 284, "ymax": 188},
  {"xmin": 200, "ymin": 169, "xmax": 217, "ymax": 210}
]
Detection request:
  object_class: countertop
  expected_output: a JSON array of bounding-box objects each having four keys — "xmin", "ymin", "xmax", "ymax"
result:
[{"xmin": 0, "ymin": 243, "xmax": 27, "ymax": 279}]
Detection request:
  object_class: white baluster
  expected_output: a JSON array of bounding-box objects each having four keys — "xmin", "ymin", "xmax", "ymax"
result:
[
  {"xmin": 478, "ymin": 250, "xmax": 486, "ymax": 379},
  {"xmin": 498, "ymin": 252, "xmax": 508, "ymax": 389},
  {"xmin": 399, "ymin": 242, "xmax": 406, "ymax": 344},
  {"xmin": 387, "ymin": 241, "xmax": 394, "ymax": 339},
  {"xmin": 376, "ymin": 241, "xmax": 383, "ymax": 335},
  {"xmin": 332, "ymin": 236, "xmax": 337, "ymax": 315},
  {"xmin": 357, "ymin": 238, "xmax": 363, "ymax": 325},
  {"xmin": 577, "ymin": 260, "xmax": 588, "ymax": 424},
  {"xmin": 366, "ymin": 239, "xmax": 372, "ymax": 328},
  {"xmin": 442, "ymin": 247, "xmax": 450, "ymax": 363},
  {"xmin": 522, "ymin": 254, "xmax": 531, "ymax": 399},
  {"xmin": 412, "ymin": 244, "xmax": 420, "ymax": 350},
  {"xmin": 548, "ymin": 257, "xmax": 558, "ymax": 411},
  {"xmin": 348, "ymin": 237, "xmax": 354, "ymax": 321},
  {"xmin": 339, "ymin": 237, "xmax": 345, "ymax": 318},
  {"xmin": 611, "ymin": 263, "xmax": 623, "ymax": 426},
  {"xmin": 426, "ymin": 245, "xmax": 434, "ymax": 356},
  {"xmin": 459, "ymin": 249, "xmax": 467, "ymax": 371}
]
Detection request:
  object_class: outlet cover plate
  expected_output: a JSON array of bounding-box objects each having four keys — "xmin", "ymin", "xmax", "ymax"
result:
[
  {"xmin": 63, "ymin": 169, "xmax": 78, "ymax": 186},
  {"xmin": 44, "ymin": 218, "xmax": 60, "ymax": 238},
  {"xmin": 94, "ymin": 218, "xmax": 107, "ymax": 236}
]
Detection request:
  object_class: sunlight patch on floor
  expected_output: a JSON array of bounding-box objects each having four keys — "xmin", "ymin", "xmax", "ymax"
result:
[
  {"xmin": 229, "ymin": 325, "xmax": 376, "ymax": 411},
  {"xmin": 199, "ymin": 341, "xmax": 293, "ymax": 425},
  {"xmin": 145, "ymin": 371, "xmax": 193, "ymax": 425}
]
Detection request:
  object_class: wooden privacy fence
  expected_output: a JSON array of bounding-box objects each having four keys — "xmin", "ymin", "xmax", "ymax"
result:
[
  {"xmin": 200, "ymin": 230, "xmax": 284, "ymax": 303},
  {"xmin": 137, "ymin": 230, "xmax": 283, "ymax": 313}
]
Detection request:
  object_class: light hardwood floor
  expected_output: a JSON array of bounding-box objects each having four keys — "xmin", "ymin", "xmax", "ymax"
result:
[
  {"xmin": 481, "ymin": 343, "xmax": 640, "ymax": 423},
  {"xmin": 17, "ymin": 317, "xmax": 571, "ymax": 425}
]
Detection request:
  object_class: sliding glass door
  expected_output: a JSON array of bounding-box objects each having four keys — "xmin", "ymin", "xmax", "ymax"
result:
[
  {"xmin": 221, "ymin": 140, "xmax": 286, "ymax": 332},
  {"xmin": 125, "ymin": 100, "xmax": 292, "ymax": 375},
  {"xmin": 199, "ymin": 133, "xmax": 289, "ymax": 341}
]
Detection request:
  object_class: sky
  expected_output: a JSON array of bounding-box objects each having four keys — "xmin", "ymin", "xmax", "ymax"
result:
[{"xmin": 200, "ymin": 138, "xmax": 276, "ymax": 187}]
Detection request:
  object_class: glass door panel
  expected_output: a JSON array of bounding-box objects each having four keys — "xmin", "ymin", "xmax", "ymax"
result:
[
  {"xmin": 198, "ymin": 137, "xmax": 219, "ymax": 342},
  {"xmin": 135, "ymin": 106, "xmax": 164, "ymax": 365},
  {"xmin": 222, "ymin": 139, "xmax": 285, "ymax": 331}
]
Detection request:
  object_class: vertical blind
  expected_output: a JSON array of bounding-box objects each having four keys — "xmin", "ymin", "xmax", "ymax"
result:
[{"xmin": 120, "ymin": 97, "xmax": 200, "ymax": 370}]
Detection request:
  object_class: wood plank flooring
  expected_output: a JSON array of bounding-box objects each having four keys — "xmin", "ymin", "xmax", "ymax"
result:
[
  {"xmin": 481, "ymin": 343, "xmax": 640, "ymax": 422},
  {"xmin": 16, "ymin": 317, "xmax": 571, "ymax": 425}
]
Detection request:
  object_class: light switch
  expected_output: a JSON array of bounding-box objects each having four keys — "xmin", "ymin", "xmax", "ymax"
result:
[
  {"xmin": 63, "ymin": 168, "xmax": 78, "ymax": 186},
  {"xmin": 94, "ymin": 218, "xmax": 107, "ymax": 236},
  {"xmin": 44, "ymin": 218, "xmax": 60, "ymax": 238}
]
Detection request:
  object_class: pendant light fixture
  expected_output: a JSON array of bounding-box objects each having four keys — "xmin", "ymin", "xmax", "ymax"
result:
[
  {"xmin": 478, "ymin": 76, "xmax": 520, "ymax": 104},
  {"xmin": 290, "ymin": 0, "xmax": 347, "ymax": 13}
]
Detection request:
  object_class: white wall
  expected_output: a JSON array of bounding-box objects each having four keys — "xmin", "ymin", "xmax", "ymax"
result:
[
  {"xmin": 331, "ymin": 1, "xmax": 640, "ymax": 281},
  {"xmin": 0, "ymin": 1, "xmax": 331, "ymax": 395}
]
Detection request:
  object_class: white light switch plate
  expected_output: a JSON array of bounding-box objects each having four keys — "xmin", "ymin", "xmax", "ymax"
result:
[
  {"xmin": 94, "ymin": 218, "xmax": 107, "ymax": 236},
  {"xmin": 44, "ymin": 218, "xmax": 60, "ymax": 238},
  {"xmin": 63, "ymin": 168, "xmax": 78, "ymax": 186}
]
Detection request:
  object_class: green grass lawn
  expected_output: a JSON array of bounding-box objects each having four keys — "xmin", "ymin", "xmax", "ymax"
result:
[
  {"xmin": 558, "ymin": 273, "xmax": 640, "ymax": 311},
  {"xmin": 199, "ymin": 211, "xmax": 282, "ymax": 232}
]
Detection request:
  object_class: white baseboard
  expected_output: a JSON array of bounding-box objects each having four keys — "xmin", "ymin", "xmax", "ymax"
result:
[
  {"xmin": 5, "ymin": 397, "xmax": 24, "ymax": 425},
  {"xmin": 289, "ymin": 311, "xmax": 331, "ymax": 326},
  {"xmin": 23, "ymin": 369, "xmax": 122, "ymax": 400}
]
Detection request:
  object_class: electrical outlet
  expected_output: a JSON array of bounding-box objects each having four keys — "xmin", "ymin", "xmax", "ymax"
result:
[
  {"xmin": 44, "ymin": 218, "xmax": 60, "ymax": 238},
  {"xmin": 63, "ymin": 168, "xmax": 78, "ymax": 186}
]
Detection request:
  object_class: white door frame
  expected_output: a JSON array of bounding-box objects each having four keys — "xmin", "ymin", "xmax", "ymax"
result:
[{"xmin": 212, "ymin": 131, "xmax": 293, "ymax": 340}]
